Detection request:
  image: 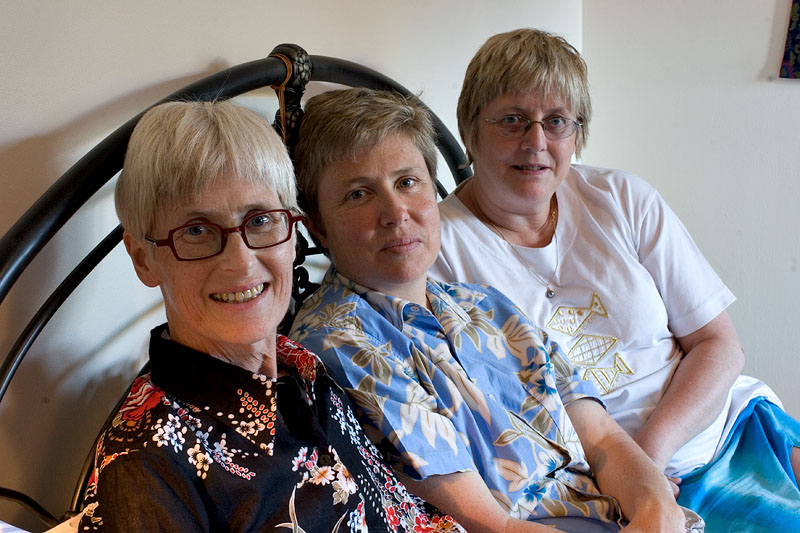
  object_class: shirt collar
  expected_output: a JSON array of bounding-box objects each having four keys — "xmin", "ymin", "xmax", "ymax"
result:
[
  {"xmin": 152, "ymin": 324, "xmax": 324, "ymax": 388},
  {"xmin": 275, "ymin": 334, "xmax": 323, "ymax": 381},
  {"xmin": 325, "ymin": 267, "xmax": 485, "ymax": 334}
]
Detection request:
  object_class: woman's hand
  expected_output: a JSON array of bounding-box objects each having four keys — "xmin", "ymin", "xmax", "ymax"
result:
[
  {"xmin": 667, "ymin": 476, "xmax": 681, "ymax": 498},
  {"xmin": 619, "ymin": 500, "xmax": 686, "ymax": 532},
  {"xmin": 567, "ymin": 399, "xmax": 685, "ymax": 531}
]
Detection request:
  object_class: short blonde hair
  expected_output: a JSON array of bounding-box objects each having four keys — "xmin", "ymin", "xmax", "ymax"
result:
[
  {"xmin": 115, "ymin": 100, "xmax": 297, "ymax": 240},
  {"xmin": 294, "ymin": 88, "xmax": 437, "ymax": 230},
  {"xmin": 457, "ymin": 28, "xmax": 592, "ymax": 161}
]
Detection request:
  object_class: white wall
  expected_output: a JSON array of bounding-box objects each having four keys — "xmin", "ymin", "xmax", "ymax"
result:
[
  {"xmin": 0, "ymin": 1, "xmax": 581, "ymax": 530},
  {"xmin": 582, "ymin": 1, "xmax": 800, "ymax": 417}
]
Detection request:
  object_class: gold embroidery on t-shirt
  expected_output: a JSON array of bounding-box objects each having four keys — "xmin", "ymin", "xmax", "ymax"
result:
[
  {"xmin": 581, "ymin": 354, "xmax": 634, "ymax": 395},
  {"xmin": 546, "ymin": 292, "xmax": 632, "ymax": 395},
  {"xmin": 567, "ymin": 334, "xmax": 616, "ymax": 366},
  {"xmin": 547, "ymin": 292, "xmax": 608, "ymax": 336}
]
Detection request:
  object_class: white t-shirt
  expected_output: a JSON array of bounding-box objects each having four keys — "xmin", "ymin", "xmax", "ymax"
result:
[{"xmin": 431, "ymin": 164, "xmax": 779, "ymax": 476}]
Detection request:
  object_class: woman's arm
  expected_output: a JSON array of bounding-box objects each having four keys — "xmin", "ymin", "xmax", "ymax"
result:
[
  {"xmin": 566, "ymin": 399, "xmax": 685, "ymax": 532},
  {"xmin": 79, "ymin": 451, "xmax": 209, "ymax": 531},
  {"xmin": 401, "ymin": 471, "xmax": 554, "ymax": 533},
  {"xmin": 632, "ymin": 311, "xmax": 744, "ymax": 472}
]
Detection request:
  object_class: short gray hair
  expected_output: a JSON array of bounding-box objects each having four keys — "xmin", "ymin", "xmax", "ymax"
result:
[{"xmin": 115, "ymin": 100, "xmax": 297, "ymax": 239}]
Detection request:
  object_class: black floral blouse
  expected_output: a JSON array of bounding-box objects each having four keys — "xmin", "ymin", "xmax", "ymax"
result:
[{"xmin": 78, "ymin": 324, "xmax": 462, "ymax": 532}]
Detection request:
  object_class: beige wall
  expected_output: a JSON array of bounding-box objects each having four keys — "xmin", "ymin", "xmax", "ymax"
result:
[
  {"xmin": 0, "ymin": 1, "xmax": 580, "ymax": 529},
  {"xmin": 582, "ymin": 1, "xmax": 800, "ymax": 418}
]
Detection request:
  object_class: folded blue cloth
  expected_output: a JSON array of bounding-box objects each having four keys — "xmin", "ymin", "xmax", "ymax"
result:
[{"xmin": 678, "ymin": 398, "xmax": 800, "ymax": 532}]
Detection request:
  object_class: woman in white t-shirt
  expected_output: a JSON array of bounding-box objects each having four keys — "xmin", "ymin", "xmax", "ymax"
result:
[{"xmin": 431, "ymin": 27, "xmax": 800, "ymax": 531}]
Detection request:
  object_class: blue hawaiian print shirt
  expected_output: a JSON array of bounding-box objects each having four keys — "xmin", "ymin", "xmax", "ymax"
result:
[{"xmin": 291, "ymin": 269, "xmax": 623, "ymax": 525}]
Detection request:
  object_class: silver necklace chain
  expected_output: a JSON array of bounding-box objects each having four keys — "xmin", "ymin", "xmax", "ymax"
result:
[{"xmin": 486, "ymin": 201, "xmax": 559, "ymax": 299}]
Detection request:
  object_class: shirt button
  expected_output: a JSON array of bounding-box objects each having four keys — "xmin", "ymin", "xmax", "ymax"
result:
[
  {"xmin": 409, "ymin": 305, "xmax": 420, "ymax": 313},
  {"xmin": 318, "ymin": 453, "xmax": 332, "ymax": 466}
]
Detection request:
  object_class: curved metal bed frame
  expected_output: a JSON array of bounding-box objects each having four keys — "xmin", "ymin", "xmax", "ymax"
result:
[{"xmin": 0, "ymin": 43, "xmax": 470, "ymax": 527}]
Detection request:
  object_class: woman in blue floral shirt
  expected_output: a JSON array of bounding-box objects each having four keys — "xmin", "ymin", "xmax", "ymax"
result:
[
  {"xmin": 78, "ymin": 100, "xmax": 462, "ymax": 532},
  {"xmin": 290, "ymin": 88, "xmax": 687, "ymax": 532}
]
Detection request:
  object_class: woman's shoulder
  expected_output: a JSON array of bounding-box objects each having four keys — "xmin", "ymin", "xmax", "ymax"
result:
[
  {"xmin": 290, "ymin": 272, "xmax": 382, "ymax": 352},
  {"xmin": 431, "ymin": 278, "xmax": 534, "ymax": 319},
  {"xmin": 436, "ymin": 190, "xmax": 495, "ymax": 246},
  {"xmin": 292, "ymin": 271, "xmax": 363, "ymax": 322},
  {"xmin": 429, "ymin": 278, "xmax": 493, "ymax": 308},
  {"xmin": 566, "ymin": 164, "xmax": 661, "ymax": 217},
  {"xmin": 437, "ymin": 189, "xmax": 472, "ymax": 223},
  {"xmin": 110, "ymin": 375, "xmax": 170, "ymax": 441},
  {"xmin": 88, "ymin": 376, "xmax": 189, "ymax": 476},
  {"xmin": 569, "ymin": 164, "xmax": 657, "ymax": 196}
]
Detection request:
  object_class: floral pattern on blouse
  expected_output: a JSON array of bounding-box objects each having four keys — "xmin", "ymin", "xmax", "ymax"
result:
[
  {"xmin": 291, "ymin": 269, "xmax": 623, "ymax": 525},
  {"xmin": 79, "ymin": 324, "xmax": 463, "ymax": 532}
]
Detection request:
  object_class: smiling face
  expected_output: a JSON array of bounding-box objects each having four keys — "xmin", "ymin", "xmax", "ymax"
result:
[
  {"xmin": 472, "ymin": 92, "xmax": 578, "ymax": 215},
  {"xmin": 310, "ymin": 133, "xmax": 440, "ymax": 305},
  {"xmin": 124, "ymin": 176, "xmax": 295, "ymax": 363}
]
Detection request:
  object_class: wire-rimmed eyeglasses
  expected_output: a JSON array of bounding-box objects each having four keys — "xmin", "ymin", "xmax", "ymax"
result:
[
  {"xmin": 145, "ymin": 209, "xmax": 305, "ymax": 261},
  {"xmin": 484, "ymin": 114, "xmax": 582, "ymax": 140}
]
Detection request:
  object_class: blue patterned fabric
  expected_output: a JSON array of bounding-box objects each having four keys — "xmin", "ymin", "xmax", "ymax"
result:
[
  {"xmin": 780, "ymin": 0, "xmax": 800, "ymax": 78},
  {"xmin": 678, "ymin": 398, "xmax": 800, "ymax": 531},
  {"xmin": 291, "ymin": 269, "xmax": 623, "ymax": 527}
]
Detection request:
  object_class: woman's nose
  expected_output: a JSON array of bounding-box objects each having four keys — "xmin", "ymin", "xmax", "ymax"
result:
[
  {"xmin": 520, "ymin": 121, "xmax": 548, "ymax": 152},
  {"xmin": 379, "ymin": 194, "xmax": 409, "ymax": 227},
  {"xmin": 219, "ymin": 231, "xmax": 257, "ymax": 270}
]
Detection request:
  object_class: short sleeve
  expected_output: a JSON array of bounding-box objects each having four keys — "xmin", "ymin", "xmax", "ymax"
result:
[
  {"xmin": 545, "ymin": 332, "xmax": 605, "ymax": 408},
  {"xmin": 634, "ymin": 189, "xmax": 735, "ymax": 336},
  {"xmin": 80, "ymin": 450, "xmax": 209, "ymax": 531}
]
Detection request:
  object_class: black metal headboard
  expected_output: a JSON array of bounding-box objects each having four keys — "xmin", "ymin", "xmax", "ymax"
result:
[{"xmin": 0, "ymin": 43, "xmax": 470, "ymax": 528}]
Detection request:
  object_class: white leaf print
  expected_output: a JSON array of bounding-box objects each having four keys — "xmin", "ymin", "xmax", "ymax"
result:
[
  {"xmin": 489, "ymin": 488, "xmax": 514, "ymax": 513},
  {"xmin": 404, "ymin": 450, "xmax": 430, "ymax": 470},
  {"xmin": 417, "ymin": 407, "xmax": 459, "ymax": 453},
  {"xmin": 400, "ymin": 383, "xmax": 459, "ymax": 452},
  {"xmin": 485, "ymin": 333, "xmax": 507, "ymax": 360},
  {"xmin": 445, "ymin": 367, "xmax": 492, "ymax": 425},
  {"xmin": 494, "ymin": 457, "xmax": 530, "ymax": 492},
  {"xmin": 500, "ymin": 314, "xmax": 544, "ymax": 367}
]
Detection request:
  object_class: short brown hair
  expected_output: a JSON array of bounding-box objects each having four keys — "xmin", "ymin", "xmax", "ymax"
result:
[
  {"xmin": 294, "ymin": 88, "xmax": 437, "ymax": 230},
  {"xmin": 457, "ymin": 28, "xmax": 591, "ymax": 162}
]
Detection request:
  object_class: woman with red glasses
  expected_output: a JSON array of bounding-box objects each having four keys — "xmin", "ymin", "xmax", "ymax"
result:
[{"xmin": 78, "ymin": 100, "xmax": 462, "ymax": 533}]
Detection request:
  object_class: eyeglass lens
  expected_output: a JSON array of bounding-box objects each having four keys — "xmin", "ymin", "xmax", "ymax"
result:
[
  {"xmin": 490, "ymin": 115, "xmax": 578, "ymax": 139},
  {"xmin": 173, "ymin": 211, "xmax": 291, "ymax": 259}
]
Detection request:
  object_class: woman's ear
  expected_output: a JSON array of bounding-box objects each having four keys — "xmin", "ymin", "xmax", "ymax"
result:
[
  {"xmin": 303, "ymin": 218, "xmax": 328, "ymax": 249},
  {"xmin": 123, "ymin": 232, "xmax": 161, "ymax": 288}
]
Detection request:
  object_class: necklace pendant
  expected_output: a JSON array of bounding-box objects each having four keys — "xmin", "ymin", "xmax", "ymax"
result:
[{"xmin": 545, "ymin": 287, "xmax": 555, "ymax": 299}]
